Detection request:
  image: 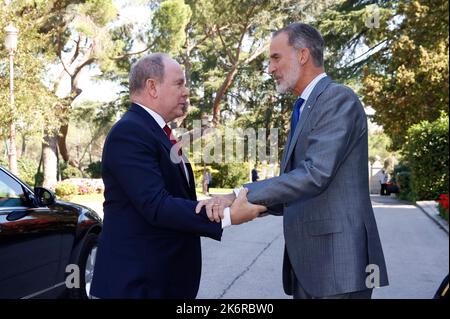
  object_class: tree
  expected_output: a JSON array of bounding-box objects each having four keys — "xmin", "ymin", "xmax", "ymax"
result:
[
  {"xmin": 1, "ymin": 0, "xmax": 143, "ymax": 188},
  {"xmin": 317, "ymin": 0, "xmax": 395, "ymax": 84},
  {"xmin": 189, "ymin": 0, "xmax": 297, "ymax": 124},
  {"xmin": 40, "ymin": 0, "xmax": 125, "ymax": 187},
  {"xmin": 361, "ymin": 0, "xmax": 449, "ymax": 150},
  {"xmin": 68, "ymin": 100, "xmax": 117, "ymax": 170},
  {"xmin": 316, "ymin": 1, "xmax": 448, "ymax": 150},
  {"xmin": 0, "ymin": 1, "xmax": 60, "ymax": 175},
  {"xmin": 367, "ymin": 132, "xmax": 397, "ymax": 164},
  {"xmin": 151, "ymin": 0, "xmax": 192, "ymax": 56},
  {"xmin": 150, "ymin": 0, "xmax": 331, "ymax": 125}
]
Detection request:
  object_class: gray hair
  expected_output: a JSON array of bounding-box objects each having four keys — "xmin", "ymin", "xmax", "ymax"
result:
[
  {"xmin": 273, "ymin": 23, "xmax": 324, "ymax": 67},
  {"xmin": 129, "ymin": 53, "xmax": 169, "ymax": 94}
]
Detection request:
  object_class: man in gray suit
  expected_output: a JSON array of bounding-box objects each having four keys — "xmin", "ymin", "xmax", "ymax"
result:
[{"xmin": 197, "ymin": 23, "xmax": 388, "ymax": 299}]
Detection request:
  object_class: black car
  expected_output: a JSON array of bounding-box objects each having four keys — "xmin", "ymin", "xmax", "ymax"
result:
[{"xmin": 0, "ymin": 165, "xmax": 102, "ymax": 299}]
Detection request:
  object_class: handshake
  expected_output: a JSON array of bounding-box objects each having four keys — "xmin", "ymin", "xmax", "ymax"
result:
[{"xmin": 195, "ymin": 188, "xmax": 267, "ymax": 225}]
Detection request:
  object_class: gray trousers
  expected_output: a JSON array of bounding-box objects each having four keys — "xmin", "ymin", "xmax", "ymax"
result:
[{"xmin": 291, "ymin": 269, "xmax": 373, "ymax": 299}]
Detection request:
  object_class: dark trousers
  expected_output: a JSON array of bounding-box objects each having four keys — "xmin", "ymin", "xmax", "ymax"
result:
[
  {"xmin": 291, "ymin": 269, "xmax": 373, "ymax": 299},
  {"xmin": 380, "ymin": 183, "xmax": 388, "ymax": 196}
]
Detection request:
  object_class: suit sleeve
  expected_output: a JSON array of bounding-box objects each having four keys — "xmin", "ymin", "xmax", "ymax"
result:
[
  {"xmin": 104, "ymin": 122, "xmax": 222, "ymax": 241},
  {"xmin": 245, "ymin": 86, "xmax": 366, "ymax": 207},
  {"xmin": 266, "ymin": 204, "xmax": 284, "ymax": 216}
]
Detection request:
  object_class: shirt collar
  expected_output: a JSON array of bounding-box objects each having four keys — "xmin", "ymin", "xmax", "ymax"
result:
[
  {"xmin": 134, "ymin": 102, "xmax": 166, "ymax": 129},
  {"xmin": 299, "ymin": 72, "xmax": 327, "ymax": 102}
]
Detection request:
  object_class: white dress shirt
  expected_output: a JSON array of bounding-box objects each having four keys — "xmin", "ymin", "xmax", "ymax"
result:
[{"xmin": 298, "ymin": 72, "xmax": 327, "ymax": 115}]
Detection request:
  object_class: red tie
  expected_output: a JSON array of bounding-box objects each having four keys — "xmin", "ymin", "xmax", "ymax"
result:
[{"xmin": 163, "ymin": 125, "xmax": 182, "ymax": 156}]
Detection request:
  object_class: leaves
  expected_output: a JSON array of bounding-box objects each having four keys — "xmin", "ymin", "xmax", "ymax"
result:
[
  {"xmin": 401, "ymin": 114, "xmax": 449, "ymax": 200},
  {"xmin": 361, "ymin": 0, "xmax": 449, "ymax": 150},
  {"xmin": 151, "ymin": 0, "xmax": 192, "ymax": 55}
]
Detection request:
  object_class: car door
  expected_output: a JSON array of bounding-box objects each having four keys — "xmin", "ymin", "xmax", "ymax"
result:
[{"xmin": 0, "ymin": 169, "xmax": 63, "ymax": 299}]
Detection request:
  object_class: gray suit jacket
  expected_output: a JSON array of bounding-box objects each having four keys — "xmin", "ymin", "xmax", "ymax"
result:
[{"xmin": 245, "ymin": 76, "xmax": 388, "ymax": 297}]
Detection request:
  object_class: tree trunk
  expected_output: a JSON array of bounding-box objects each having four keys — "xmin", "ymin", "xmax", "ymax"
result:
[
  {"xmin": 58, "ymin": 123, "xmax": 70, "ymax": 162},
  {"xmin": 55, "ymin": 59, "xmax": 84, "ymax": 167},
  {"xmin": 42, "ymin": 134, "xmax": 58, "ymax": 189},
  {"xmin": 21, "ymin": 134, "xmax": 26, "ymax": 157},
  {"xmin": 212, "ymin": 66, "xmax": 238, "ymax": 124}
]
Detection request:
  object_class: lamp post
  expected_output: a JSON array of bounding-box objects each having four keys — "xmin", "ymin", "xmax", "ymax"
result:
[{"xmin": 4, "ymin": 24, "xmax": 19, "ymax": 175}]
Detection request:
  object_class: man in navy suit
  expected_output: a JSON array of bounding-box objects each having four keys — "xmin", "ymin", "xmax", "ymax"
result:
[{"xmin": 90, "ymin": 53, "xmax": 265, "ymax": 299}]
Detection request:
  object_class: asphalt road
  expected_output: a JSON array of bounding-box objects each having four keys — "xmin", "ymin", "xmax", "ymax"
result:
[{"xmin": 197, "ymin": 195, "xmax": 449, "ymax": 299}]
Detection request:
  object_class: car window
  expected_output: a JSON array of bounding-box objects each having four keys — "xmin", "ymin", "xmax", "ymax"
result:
[{"xmin": 0, "ymin": 170, "xmax": 27, "ymax": 208}]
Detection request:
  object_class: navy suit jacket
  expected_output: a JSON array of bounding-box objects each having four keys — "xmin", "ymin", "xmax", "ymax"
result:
[{"xmin": 90, "ymin": 103, "xmax": 222, "ymax": 299}]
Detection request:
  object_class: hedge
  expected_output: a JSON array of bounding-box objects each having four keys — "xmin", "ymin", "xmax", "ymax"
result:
[{"xmin": 401, "ymin": 114, "xmax": 449, "ymax": 201}]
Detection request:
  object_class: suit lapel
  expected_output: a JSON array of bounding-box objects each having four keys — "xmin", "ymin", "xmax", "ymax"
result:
[
  {"xmin": 281, "ymin": 76, "xmax": 333, "ymax": 173},
  {"xmin": 280, "ymin": 143, "xmax": 290, "ymax": 172},
  {"xmin": 163, "ymin": 141, "xmax": 192, "ymax": 191},
  {"xmin": 128, "ymin": 103, "xmax": 192, "ymax": 190},
  {"xmin": 176, "ymin": 153, "xmax": 193, "ymax": 194},
  {"xmin": 185, "ymin": 162, "xmax": 197, "ymax": 200}
]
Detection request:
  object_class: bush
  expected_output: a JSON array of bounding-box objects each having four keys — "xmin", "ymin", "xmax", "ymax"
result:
[
  {"xmin": 401, "ymin": 114, "xmax": 449, "ymax": 200},
  {"xmin": 85, "ymin": 161, "xmax": 102, "ymax": 178},
  {"xmin": 0, "ymin": 157, "xmax": 41, "ymax": 187},
  {"xmin": 396, "ymin": 171, "xmax": 415, "ymax": 201},
  {"xmin": 17, "ymin": 157, "xmax": 38, "ymax": 187},
  {"xmin": 393, "ymin": 163, "xmax": 414, "ymax": 200},
  {"xmin": 209, "ymin": 162, "xmax": 249, "ymax": 188},
  {"xmin": 393, "ymin": 163, "xmax": 410, "ymax": 176},
  {"xmin": 55, "ymin": 181, "xmax": 78, "ymax": 201},
  {"xmin": 60, "ymin": 162, "xmax": 83, "ymax": 180},
  {"xmin": 64, "ymin": 178, "xmax": 104, "ymax": 195}
]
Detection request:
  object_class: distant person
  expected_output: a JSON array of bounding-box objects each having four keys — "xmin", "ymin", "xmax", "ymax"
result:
[
  {"xmin": 251, "ymin": 166, "xmax": 260, "ymax": 182},
  {"xmin": 203, "ymin": 169, "xmax": 211, "ymax": 195},
  {"xmin": 379, "ymin": 169, "xmax": 388, "ymax": 196}
]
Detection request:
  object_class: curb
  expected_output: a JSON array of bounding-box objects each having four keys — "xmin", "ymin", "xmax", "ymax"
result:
[{"xmin": 415, "ymin": 201, "xmax": 449, "ymax": 235}]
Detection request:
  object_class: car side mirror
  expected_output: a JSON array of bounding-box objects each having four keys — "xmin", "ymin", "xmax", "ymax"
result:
[{"xmin": 34, "ymin": 187, "xmax": 56, "ymax": 207}]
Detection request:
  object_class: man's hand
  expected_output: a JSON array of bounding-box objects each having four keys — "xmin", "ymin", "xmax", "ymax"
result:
[
  {"xmin": 195, "ymin": 192, "xmax": 236, "ymax": 222},
  {"xmin": 230, "ymin": 188, "xmax": 267, "ymax": 225}
]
